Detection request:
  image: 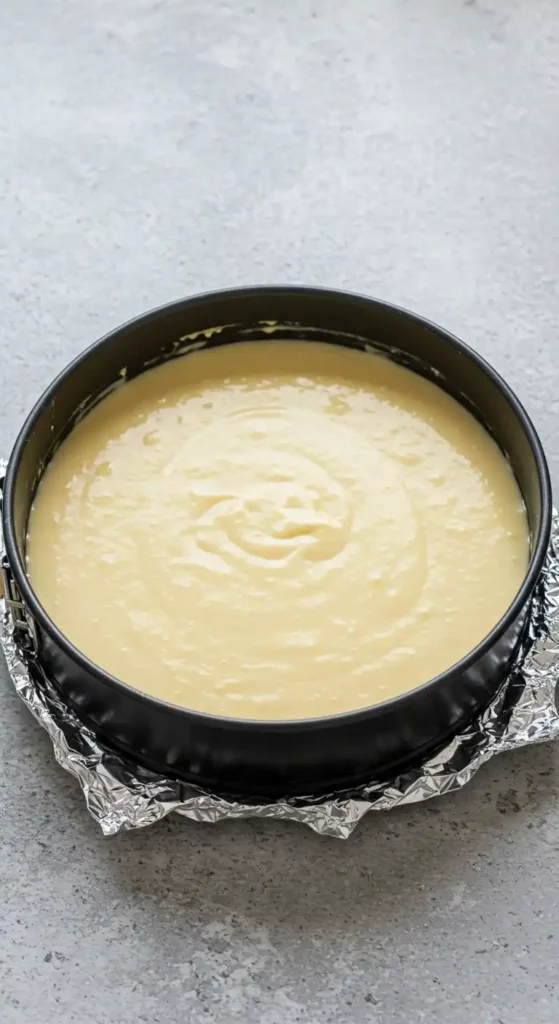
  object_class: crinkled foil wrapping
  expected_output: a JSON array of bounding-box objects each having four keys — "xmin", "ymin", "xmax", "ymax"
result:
[{"xmin": 1, "ymin": 461, "xmax": 558, "ymax": 838}]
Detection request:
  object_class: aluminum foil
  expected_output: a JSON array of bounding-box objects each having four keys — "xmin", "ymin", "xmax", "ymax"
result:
[{"xmin": 1, "ymin": 465, "xmax": 558, "ymax": 838}]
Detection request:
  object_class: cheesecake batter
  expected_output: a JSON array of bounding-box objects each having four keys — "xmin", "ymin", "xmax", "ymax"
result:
[{"xmin": 27, "ymin": 340, "xmax": 528, "ymax": 719}]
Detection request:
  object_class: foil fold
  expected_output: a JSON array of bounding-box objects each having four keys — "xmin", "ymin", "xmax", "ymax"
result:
[{"xmin": 2, "ymin": 477, "xmax": 558, "ymax": 837}]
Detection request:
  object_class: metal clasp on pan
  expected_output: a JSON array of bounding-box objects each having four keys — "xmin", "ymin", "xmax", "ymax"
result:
[{"xmin": 1, "ymin": 556, "xmax": 38, "ymax": 655}]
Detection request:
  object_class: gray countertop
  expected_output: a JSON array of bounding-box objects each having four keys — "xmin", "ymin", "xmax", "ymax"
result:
[{"xmin": 1, "ymin": 2, "xmax": 558, "ymax": 1021}]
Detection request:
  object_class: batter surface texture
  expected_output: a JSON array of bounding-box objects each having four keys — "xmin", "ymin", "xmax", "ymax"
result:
[{"xmin": 27, "ymin": 341, "xmax": 528, "ymax": 718}]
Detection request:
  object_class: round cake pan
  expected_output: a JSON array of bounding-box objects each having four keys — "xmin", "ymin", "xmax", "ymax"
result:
[{"xmin": 2, "ymin": 287, "xmax": 552, "ymax": 797}]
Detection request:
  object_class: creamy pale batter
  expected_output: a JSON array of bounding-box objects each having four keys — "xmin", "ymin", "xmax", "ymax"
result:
[{"xmin": 27, "ymin": 340, "xmax": 528, "ymax": 719}]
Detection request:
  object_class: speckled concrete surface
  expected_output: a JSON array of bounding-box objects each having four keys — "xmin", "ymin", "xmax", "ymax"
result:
[{"xmin": 1, "ymin": 1, "xmax": 558, "ymax": 1021}]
